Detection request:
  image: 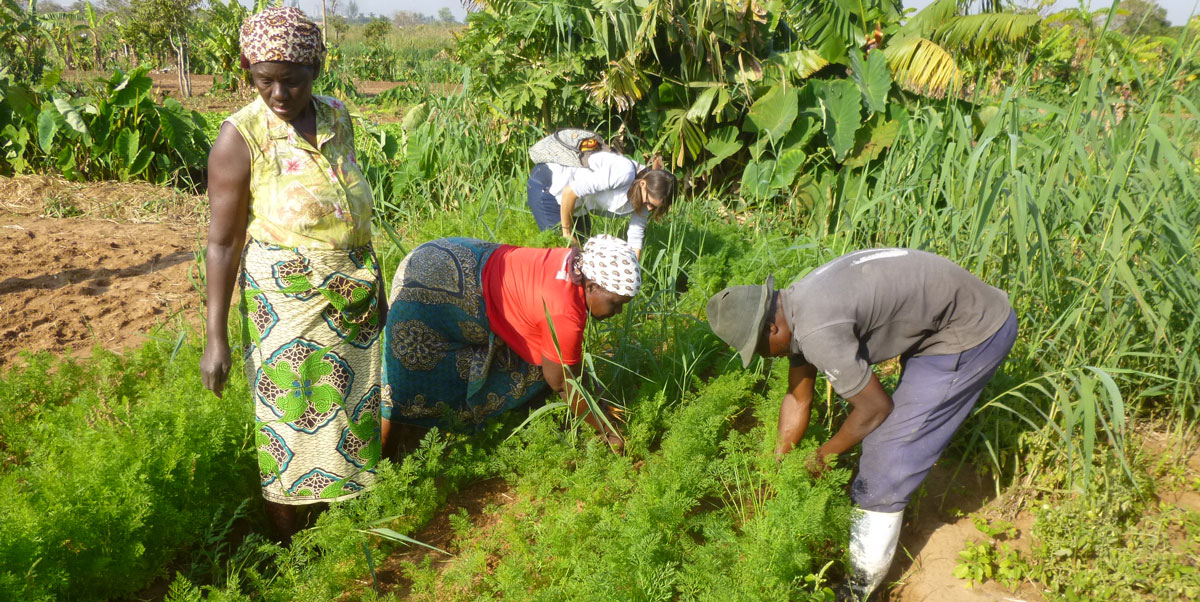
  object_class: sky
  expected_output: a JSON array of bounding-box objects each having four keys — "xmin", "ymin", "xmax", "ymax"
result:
[
  {"xmin": 264, "ymin": 0, "xmax": 469, "ymax": 21},
  {"xmin": 904, "ymin": 0, "xmax": 1199, "ymax": 25},
  {"xmin": 251, "ymin": 1, "xmax": 1196, "ymax": 27}
]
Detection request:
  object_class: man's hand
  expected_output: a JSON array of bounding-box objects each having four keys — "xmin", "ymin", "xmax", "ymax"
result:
[
  {"xmin": 817, "ymin": 372, "xmax": 893, "ymax": 462},
  {"xmin": 805, "ymin": 452, "xmax": 828, "ymax": 477}
]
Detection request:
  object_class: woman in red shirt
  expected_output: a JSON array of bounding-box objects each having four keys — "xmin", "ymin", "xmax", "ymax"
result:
[{"xmin": 380, "ymin": 235, "xmax": 639, "ymax": 455}]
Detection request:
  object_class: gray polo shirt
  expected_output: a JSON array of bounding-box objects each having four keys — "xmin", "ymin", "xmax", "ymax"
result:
[{"xmin": 782, "ymin": 248, "xmax": 1012, "ymax": 398}]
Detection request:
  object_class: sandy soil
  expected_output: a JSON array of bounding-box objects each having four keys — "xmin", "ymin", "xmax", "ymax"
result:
[
  {"xmin": 0, "ymin": 175, "xmax": 206, "ymax": 370},
  {"xmin": 885, "ymin": 464, "xmax": 1047, "ymax": 602}
]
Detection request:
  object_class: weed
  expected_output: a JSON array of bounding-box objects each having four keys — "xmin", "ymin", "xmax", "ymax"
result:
[{"xmin": 42, "ymin": 196, "xmax": 83, "ymax": 218}]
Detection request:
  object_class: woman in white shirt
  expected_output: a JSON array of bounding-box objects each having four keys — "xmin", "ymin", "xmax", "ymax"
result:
[{"xmin": 527, "ymin": 152, "xmax": 677, "ymax": 257}]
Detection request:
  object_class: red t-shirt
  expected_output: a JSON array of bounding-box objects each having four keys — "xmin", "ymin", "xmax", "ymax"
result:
[{"xmin": 483, "ymin": 246, "xmax": 587, "ymax": 366}]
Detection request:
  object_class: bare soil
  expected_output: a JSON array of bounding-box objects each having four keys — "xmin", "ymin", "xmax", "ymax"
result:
[
  {"xmin": 0, "ymin": 175, "xmax": 206, "ymax": 370},
  {"xmin": 885, "ymin": 463, "xmax": 1047, "ymax": 602}
]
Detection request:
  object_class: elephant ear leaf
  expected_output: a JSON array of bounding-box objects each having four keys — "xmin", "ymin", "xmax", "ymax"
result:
[
  {"xmin": 844, "ymin": 119, "xmax": 900, "ymax": 168},
  {"xmin": 746, "ymin": 84, "xmax": 798, "ymax": 145},
  {"xmin": 37, "ymin": 109, "xmax": 59, "ymax": 153},
  {"xmin": 815, "ymin": 79, "xmax": 862, "ymax": 162},
  {"xmin": 850, "ymin": 48, "xmax": 892, "ymax": 115}
]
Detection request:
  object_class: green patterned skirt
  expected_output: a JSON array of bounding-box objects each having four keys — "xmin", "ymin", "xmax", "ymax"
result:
[
  {"xmin": 382, "ymin": 237, "xmax": 548, "ymax": 428},
  {"xmin": 240, "ymin": 238, "xmax": 383, "ymax": 505}
]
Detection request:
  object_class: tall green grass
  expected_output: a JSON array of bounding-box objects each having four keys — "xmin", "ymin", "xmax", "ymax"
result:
[{"xmin": 816, "ymin": 68, "xmax": 1200, "ymax": 492}]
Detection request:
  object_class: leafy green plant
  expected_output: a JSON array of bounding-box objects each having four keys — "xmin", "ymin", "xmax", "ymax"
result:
[
  {"xmin": 953, "ymin": 516, "xmax": 1029, "ymax": 589},
  {"xmin": 0, "ymin": 66, "xmax": 210, "ymax": 187}
]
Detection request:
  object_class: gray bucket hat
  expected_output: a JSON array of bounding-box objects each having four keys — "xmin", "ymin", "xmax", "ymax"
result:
[{"xmin": 705, "ymin": 275, "xmax": 775, "ymax": 368}]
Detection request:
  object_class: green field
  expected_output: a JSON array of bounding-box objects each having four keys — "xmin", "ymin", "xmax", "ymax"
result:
[{"xmin": 1, "ymin": 1, "xmax": 1198, "ymax": 601}]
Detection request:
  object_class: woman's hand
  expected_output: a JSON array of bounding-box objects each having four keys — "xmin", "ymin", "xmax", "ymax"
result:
[
  {"xmin": 200, "ymin": 341, "xmax": 232, "ymax": 397},
  {"xmin": 559, "ymin": 186, "xmax": 579, "ymax": 245},
  {"xmin": 604, "ymin": 431, "xmax": 625, "ymax": 455}
]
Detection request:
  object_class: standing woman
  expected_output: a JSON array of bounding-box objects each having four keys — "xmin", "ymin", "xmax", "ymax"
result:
[
  {"xmin": 527, "ymin": 152, "xmax": 677, "ymax": 258},
  {"xmin": 200, "ymin": 7, "xmax": 384, "ymax": 543},
  {"xmin": 381, "ymin": 235, "xmax": 638, "ymax": 455}
]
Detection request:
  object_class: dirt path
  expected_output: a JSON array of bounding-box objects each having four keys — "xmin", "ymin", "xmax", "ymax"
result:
[
  {"xmin": 885, "ymin": 463, "xmax": 1046, "ymax": 602},
  {"xmin": 0, "ymin": 175, "xmax": 206, "ymax": 370}
]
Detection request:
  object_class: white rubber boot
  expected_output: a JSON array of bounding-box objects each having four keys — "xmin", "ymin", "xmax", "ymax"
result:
[{"xmin": 845, "ymin": 508, "xmax": 903, "ymax": 601}]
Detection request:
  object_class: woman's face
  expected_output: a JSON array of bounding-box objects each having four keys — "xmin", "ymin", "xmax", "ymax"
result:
[
  {"xmin": 633, "ymin": 179, "xmax": 667, "ymax": 214},
  {"xmin": 584, "ymin": 283, "xmax": 633, "ymax": 321},
  {"xmin": 248, "ymin": 61, "xmax": 316, "ymax": 122}
]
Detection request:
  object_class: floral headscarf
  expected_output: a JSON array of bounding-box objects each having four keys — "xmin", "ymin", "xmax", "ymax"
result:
[
  {"xmin": 239, "ymin": 7, "xmax": 326, "ymax": 69},
  {"xmin": 579, "ymin": 235, "xmax": 641, "ymax": 297}
]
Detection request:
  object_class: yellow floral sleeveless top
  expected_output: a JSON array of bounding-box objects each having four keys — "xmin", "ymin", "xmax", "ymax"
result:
[{"xmin": 226, "ymin": 95, "xmax": 374, "ymax": 249}]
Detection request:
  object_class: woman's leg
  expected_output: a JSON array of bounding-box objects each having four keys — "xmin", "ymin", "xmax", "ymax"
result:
[
  {"xmin": 264, "ymin": 500, "xmax": 300, "ymax": 546},
  {"xmin": 527, "ymin": 164, "xmax": 561, "ymax": 231},
  {"xmin": 265, "ymin": 501, "xmax": 331, "ymax": 546}
]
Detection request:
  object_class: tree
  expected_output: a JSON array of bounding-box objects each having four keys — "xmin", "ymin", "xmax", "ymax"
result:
[
  {"xmin": 196, "ymin": 0, "xmax": 248, "ymax": 90},
  {"xmin": 82, "ymin": 1, "xmax": 112, "ymax": 70},
  {"xmin": 124, "ymin": 0, "xmax": 200, "ymax": 96},
  {"xmin": 0, "ymin": 0, "xmax": 57, "ymax": 81},
  {"xmin": 885, "ymin": 0, "xmax": 1043, "ymax": 97},
  {"xmin": 391, "ymin": 10, "xmax": 428, "ymax": 27},
  {"xmin": 1113, "ymin": 0, "xmax": 1171, "ymax": 37},
  {"xmin": 363, "ymin": 15, "xmax": 389, "ymax": 45},
  {"xmin": 438, "ymin": 6, "xmax": 455, "ymax": 24}
]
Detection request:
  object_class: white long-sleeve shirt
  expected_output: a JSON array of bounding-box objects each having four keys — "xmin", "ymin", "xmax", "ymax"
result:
[{"xmin": 545, "ymin": 152, "xmax": 649, "ymax": 250}]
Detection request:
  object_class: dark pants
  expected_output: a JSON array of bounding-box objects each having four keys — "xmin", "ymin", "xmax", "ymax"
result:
[
  {"xmin": 851, "ymin": 310, "xmax": 1018, "ymax": 512},
  {"xmin": 527, "ymin": 164, "xmax": 591, "ymax": 234}
]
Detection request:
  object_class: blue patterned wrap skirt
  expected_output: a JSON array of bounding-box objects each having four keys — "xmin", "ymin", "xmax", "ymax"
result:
[{"xmin": 382, "ymin": 237, "xmax": 548, "ymax": 428}]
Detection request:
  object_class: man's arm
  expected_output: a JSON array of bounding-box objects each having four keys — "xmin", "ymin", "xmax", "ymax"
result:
[
  {"xmin": 814, "ymin": 371, "xmax": 893, "ymax": 469},
  {"xmin": 775, "ymin": 362, "xmax": 817, "ymax": 460}
]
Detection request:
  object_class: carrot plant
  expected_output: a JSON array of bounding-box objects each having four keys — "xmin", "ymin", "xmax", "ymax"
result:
[{"xmin": 0, "ymin": 333, "xmax": 259, "ymax": 601}]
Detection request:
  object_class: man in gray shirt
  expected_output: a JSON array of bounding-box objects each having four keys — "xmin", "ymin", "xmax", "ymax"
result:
[{"xmin": 706, "ymin": 248, "xmax": 1017, "ymax": 602}]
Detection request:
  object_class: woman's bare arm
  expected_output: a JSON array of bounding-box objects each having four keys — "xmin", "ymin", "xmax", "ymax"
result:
[
  {"xmin": 543, "ymin": 356, "xmax": 624, "ymax": 453},
  {"xmin": 200, "ymin": 122, "xmax": 251, "ymax": 397}
]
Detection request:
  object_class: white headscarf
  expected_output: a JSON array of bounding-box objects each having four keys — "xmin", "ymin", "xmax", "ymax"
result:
[{"xmin": 579, "ymin": 235, "xmax": 641, "ymax": 297}]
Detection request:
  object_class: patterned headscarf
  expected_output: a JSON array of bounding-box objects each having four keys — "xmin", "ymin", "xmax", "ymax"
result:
[
  {"xmin": 239, "ymin": 7, "xmax": 326, "ymax": 69},
  {"xmin": 579, "ymin": 235, "xmax": 641, "ymax": 297}
]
